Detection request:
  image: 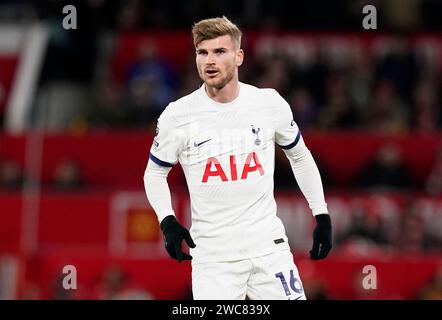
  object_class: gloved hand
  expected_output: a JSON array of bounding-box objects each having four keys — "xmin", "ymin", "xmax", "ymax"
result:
[
  {"xmin": 310, "ymin": 214, "xmax": 332, "ymax": 260},
  {"xmin": 160, "ymin": 215, "xmax": 196, "ymax": 262}
]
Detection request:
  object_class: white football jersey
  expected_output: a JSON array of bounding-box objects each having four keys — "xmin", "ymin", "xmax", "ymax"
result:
[{"xmin": 149, "ymin": 82, "xmax": 304, "ymax": 263}]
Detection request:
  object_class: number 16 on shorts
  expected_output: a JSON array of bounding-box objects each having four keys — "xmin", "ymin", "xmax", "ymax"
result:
[{"xmin": 275, "ymin": 270, "xmax": 304, "ymax": 299}]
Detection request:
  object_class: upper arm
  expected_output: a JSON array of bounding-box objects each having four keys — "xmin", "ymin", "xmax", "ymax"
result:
[
  {"xmin": 149, "ymin": 104, "xmax": 185, "ymax": 167},
  {"xmin": 273, "ymin": 91, "xmax": 302, "ymax": 149}
]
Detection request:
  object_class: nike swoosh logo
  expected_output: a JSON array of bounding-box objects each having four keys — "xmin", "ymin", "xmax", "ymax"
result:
[
  {"xmin": 194, "ymin": 139, "xmax": 211, "ymax": 147},
  {"xmin": 288, "ymin": 296, "xmax": 302, "ymax": 300}
]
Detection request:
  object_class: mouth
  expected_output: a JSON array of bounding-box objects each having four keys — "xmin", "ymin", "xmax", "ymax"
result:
[{"xmin": 205, "ymin": 69, "xmax": 220, "ymax": 78}]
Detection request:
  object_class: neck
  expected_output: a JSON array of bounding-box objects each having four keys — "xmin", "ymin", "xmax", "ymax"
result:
[{"xmin": 205, "ymin": 78, "xmax": 240, "ymax": 103}]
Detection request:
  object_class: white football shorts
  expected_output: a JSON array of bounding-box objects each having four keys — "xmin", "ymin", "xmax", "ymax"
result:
[{"xmin": 191, "ymin": 250, "xmax": 306, "ymax": 300}]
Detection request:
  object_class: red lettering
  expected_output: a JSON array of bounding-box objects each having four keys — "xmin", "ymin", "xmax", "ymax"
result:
[
  {"xmin": 241, "ymin": 152, "xmax": 264, "ymax": 179},
  {"xmin": 229, "ymin": 155, "xmax": 237, "ymax": 181},
  {"xmin": 202, "ymin": 157, "xmax": 228, "ymax": 182},
  {"xmin": 202, "ymin": 152, "xmax": 265, "ymax": 183}
]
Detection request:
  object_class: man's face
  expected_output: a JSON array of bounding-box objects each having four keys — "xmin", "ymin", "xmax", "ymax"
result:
[{"xmin": 195, "ymin": 35, "xmax": 244, "ymax": 89}]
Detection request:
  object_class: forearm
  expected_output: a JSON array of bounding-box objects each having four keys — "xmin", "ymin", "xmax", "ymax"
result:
[
  {"xmin": 143, "ymin": 160, "xmax": 175, "ymax": 223},
  {"xmin": 283, "ymin": 139, "xmax": 328, "ymax": 216}
]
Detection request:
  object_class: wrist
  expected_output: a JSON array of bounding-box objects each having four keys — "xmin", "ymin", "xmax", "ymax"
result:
[
  {"xmin": 315, "ymin": 214, "xmax": 331, "ymax": 225},
  {"xmin": 160, "ymin": 215, "xmax": 177, "ymax": 233}
]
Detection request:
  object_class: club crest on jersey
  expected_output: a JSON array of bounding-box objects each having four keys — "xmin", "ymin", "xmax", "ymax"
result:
[{"xmin": 251, "ymin": 125, "xmax": 261, "ymax": 146}]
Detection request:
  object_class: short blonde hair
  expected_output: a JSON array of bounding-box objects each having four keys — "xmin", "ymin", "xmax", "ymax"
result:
[{"xmin": 192, "ymin": 16, "xmax": 242, "ymax": 49}]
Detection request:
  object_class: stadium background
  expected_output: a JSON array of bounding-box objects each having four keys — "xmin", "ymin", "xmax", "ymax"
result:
[{"xmin": 0, "ymin": 0, "xmax": 441, "ymax": 300}]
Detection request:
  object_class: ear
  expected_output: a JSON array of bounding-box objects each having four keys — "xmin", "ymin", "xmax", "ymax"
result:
[{"xmin": 236, "ymin": 49, "xmax": 244, "ymax": 67}]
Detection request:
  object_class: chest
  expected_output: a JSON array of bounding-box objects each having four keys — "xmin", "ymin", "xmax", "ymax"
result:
[{"xmin": 182, "ymin": 106, "xmax": 275, "ymax": 162}]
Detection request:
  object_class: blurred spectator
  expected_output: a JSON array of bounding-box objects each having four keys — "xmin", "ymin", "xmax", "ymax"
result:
[
  {"xmin": 274, "ymin": 147, "xmax": 296, "ymax": 189},
  {"xmin": 302, "ymin": 278, "xmax": 331, "ymax": 300},
  {"xmin": 51, "ymin": 272, "xmax": 74, "ymax": 300},
  {"xmin": 337, "ymin": 209, "xmax": 389, "ymax": 248},
  {"xmin": 0, "ymin": 158, "xmax": 23, "ymax": 189},
  {"xmin": 348, "ymin": 269, "xmax": 376, "ymax": 300},
  {"xmin": 425, "ymin": 146, "xmax": 442, "ymax": 195},
  {"xmin": 417, "ymin": 267, "xmax": 442, "ymax": 300},
  {"xmin": 382, "ymin": 0, "xmax": 422, "ymax": 31},
  {"xmin": 50, "ymin": 270, "xmax": 90, "ymax": 300},
  {"xmin": 394, "ymin": 201, "xmax": 425, "ymax": 251},
  {"xmin": 374, "ymin": 38, "xmax": 418, "ymax": 103},
  {"xmin": 94, "ymin": 265, "xmax": 126, "ymax": 299},
  {"xmin": 19, "ymin": 282, "xmax": 41, "ymax": 300},
  {"xmin": 125, "ymin": 40, "xmax": 178, "ymax": 127},
  {"xmin": 115, "ymin": 0, "xmax": 143, "ymax": 30},
  {"xmin": 365, "ymin": 80, "xmax": 409, "ymax": 133},
  {"xmin": 52, "ymin": 159, "xmax": 83, "ymax": 190},
  {"xmin": 317, "ymin": 73, "xmax": 358, "ymax": 130},
  {"xmin": 88, "ymin": 81, "xmax": 130, "ymax": 128},
  {"xmin": 274, "ymin": 148, "xmax": 331, "ymax": 189},
  {"xmin": 176, "ymin": 54, "xmax": 203, "ymax": 98},
  {"xmin": 422, "ymin": 225, "xmax": 442, "ymax": 252},
  {"xmin": 93, "ymin": 265, "xmax": 154, "ymax": 300},
  {"xmin": 255, "ymin": 56, "xmax": 290, "ymax": 95},
  {"xmin": 288, "ymin": 87, "xmax": 317, "ymax": 130},
  {"xmin": 356, "ymin": 143, "xmax": 413, "ymax": 190},
  {"xmin": 347, "ymin": 39, "xmax": 374, "ymax": 115},
  {"xmin": 288, "ymin": 50, "xmax": 330, "ymax": 110},
  {"xmin": 411, "ymin": 80, "xmax": 441, "ymax": 133}
]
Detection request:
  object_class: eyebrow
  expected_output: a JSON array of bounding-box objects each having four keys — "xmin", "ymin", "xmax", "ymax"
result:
[{"xmin": 196, "ymin": 47, "xmax": 227, "ymax": 53}]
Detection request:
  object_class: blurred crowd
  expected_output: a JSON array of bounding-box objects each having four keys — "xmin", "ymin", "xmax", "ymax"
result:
[
  {"xmin": 81, "ymin": 32, "xmax": 442, "ymax": 134},
  {"xmin": 48, "ymin": 265, "xmax": 155, "ymax": 300},
  {"xmin": 302, "ymin": 265, "xmax": 442, "ymax": 300},
  {"xmin": 0, "ymin": 1, "xmax": 441, "ymax": 132},
  {"xmin": 333, "ymin": 197, "xmax": 442, "ymax": 253},
  {"xmin": 24, "ymin": 0, "xmax": 442, "ymax": 31},
  {"xmin": 247, "ymin": 38, "xmax": 441, "ymax": 134},
  {"xmin": 0, "ymin": 157, "xmax": 83, "ymax": 191}
]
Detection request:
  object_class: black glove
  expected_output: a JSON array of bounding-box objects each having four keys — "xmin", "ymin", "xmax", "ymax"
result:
[
  {"xmin": 160, "ymin": 215, "xmax": 196, "ymax": 262},
  {"xmin": 310, "ymin": 214, "xmax": 332, "ymax": 260}
]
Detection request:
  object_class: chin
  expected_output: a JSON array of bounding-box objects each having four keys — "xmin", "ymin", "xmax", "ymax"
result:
[
  {"xmin": 207, "ymin": 75, "xmax": 232, "ymax": 87},
  {"xmin": 205, "ymin": 79, "xmax": 225, "ymax": 89}
]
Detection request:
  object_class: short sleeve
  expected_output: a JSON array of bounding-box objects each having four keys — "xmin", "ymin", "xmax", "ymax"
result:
[
  {"xmin": 149, "ymin": 104, "xmax": 184, "ymax": 167},
  {"xmin": 274, "ymin": 91, "xmax": 301, "ymax": 149}
]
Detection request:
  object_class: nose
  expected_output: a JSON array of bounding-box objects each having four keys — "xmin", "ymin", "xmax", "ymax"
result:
[{"xmin": 206, "ymin": 52, "xmax": 215, "ymax": 64}]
